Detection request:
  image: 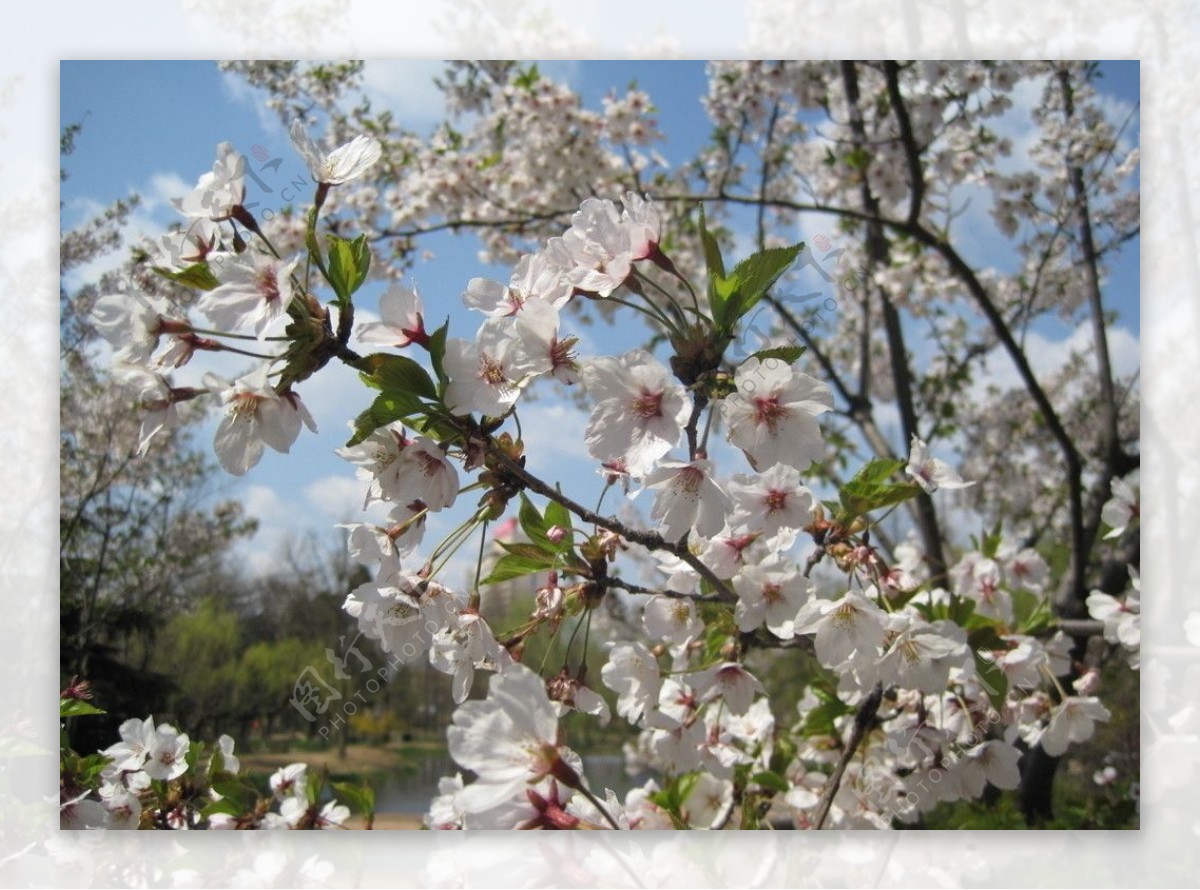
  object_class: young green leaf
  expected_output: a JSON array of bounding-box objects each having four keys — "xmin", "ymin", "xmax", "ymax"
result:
[
  {"xmin": 60, "ymin": 699, "xmax": 106, "ymax": 718},
  {"xmin": 427, "ymin": 319, "xmax": 450, "ymax": 387},
  {"xmin": 481, "ymin": 552, "xmax": 556, "ymax": 585},
  {"xmin": 360, "ymin": 353, "xmax": 437, "ymax": 400},
  {"xmin": 968, "ymin": 626, "xmax": 1011, "ymax": 711},
  {"xmin": 838, "ymin": 458, "xmax": 922, "ymax": 517},
  {"xmin": 723, "ymin": 242, "xmax": 804, "ymax": 323},
  {"xmin": 750, "ymin": 344, "xmax": 807, "ymax": 365},
  {"xmin": 346, "ymin": 390, "xmax": 429, "ymax": 447},
  {"xmin": 331, "ymin": 781, "xmax": 376, "ymax": 820},
  {"xmin": 326, "ymin": 234, "xmax": 371, "ymax": 306},
  {"xmin": 151, "ymin": 262, "xmax": 220, "ymax": 291}
]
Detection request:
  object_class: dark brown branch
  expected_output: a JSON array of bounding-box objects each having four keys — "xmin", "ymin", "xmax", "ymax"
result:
[
  {"xmin": 883, "ymin": 61, "xmax": 925, "ymax": 227},
  {"xmin": 485, "ymin": 446, "xmax": 738, "ymax": 605},
  {"xmin": 840, "ymin": 61, "xmax": 948, "ymax": 584},
  {"xmin": 813, "ymin": 681, "xmax": 883, "ymax": 829}
]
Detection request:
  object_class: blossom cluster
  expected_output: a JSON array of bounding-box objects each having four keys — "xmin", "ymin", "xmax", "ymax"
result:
[
  {"xmin": 60, "ymin": 702, "xmax": 357, "ymax": 830},
  {"xmin": 77, "ymin": 76, "xmax": 1139, "ymax": 829}
]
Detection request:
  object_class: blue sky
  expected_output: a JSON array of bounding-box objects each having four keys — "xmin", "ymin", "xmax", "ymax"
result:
[{"xmin": 60, "ymin": 60, "xmax": 1140, "ymax": 580}]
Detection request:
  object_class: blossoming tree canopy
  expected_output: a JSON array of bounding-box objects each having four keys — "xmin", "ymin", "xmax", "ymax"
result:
[{"xmin": 66, "ymin": 60, "xmax": 1139, "ymax": 830}]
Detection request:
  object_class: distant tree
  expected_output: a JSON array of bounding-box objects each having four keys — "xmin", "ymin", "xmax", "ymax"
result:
[{"xmin": 59, "ymin": 125, "xmax": 254, "ymax": 750}]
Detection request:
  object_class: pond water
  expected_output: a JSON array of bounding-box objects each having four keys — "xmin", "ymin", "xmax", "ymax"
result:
[{"xmin": 372, "ymin": 752, "xmax": 652, "ymax": 815}]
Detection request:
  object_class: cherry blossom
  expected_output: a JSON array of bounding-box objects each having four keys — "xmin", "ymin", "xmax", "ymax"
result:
[
  {"xmin": 905, "ymin": 434, "xmax": 975, "ymax": 493},
  {"xmin": 727, "ymin": 463, "xmax": 814, "ymax": 539},
  {"xmin": 198, "ymin": 253, "xmax": 299, "ymax": 339},
  {"xmin": 1038, "ymin": 696, "xmax": 1112, "ymax": 756},
  {"xmin": 203, "ymin": 366, "xmax": 315, "ymax": 476},
  {"xmin": 721, "ymin": 357, "xmax": 832, "ymax": 471},
  {"xmin": 447, "ymin": 662, "xmax": 578, "ymax": 814},
  {"xmin": 1101, "ymin": 475, "xmax": 1139, "ymax": 539},
  {"xmin": 443, "ymin": 317, "xmax": 541, "ymax": 416},
  {"xmin": 601, "ymin": 641, "xmax": 662, "ymax": 725},
  {"xmin": 143, "ymin": 723, "xmax": 190, "ymax": 781},
  {"xmin": 732, "ymin": 556, "xmax": 810, "ymax": 638},
  {"xmin": 560, "ymin": 197, "xmax": 634, "ymax": 297},
  {"xmin": 642, "ymin": 457, "xmax": 731, "ymax": 540},
  {"xmin": 100, "ymin": 716, "xmax": 156, "ymax": 773},
  {"xmin": 356, "ymin": 284, "xmax": 430, "ymax": 348},
  {"xmin": 91, "ymin": 290, "xmax": 184, "ymax": 365},
  {"xmin": 336, "ymin": 425, "xmax": 458, "ymax": 510},
  {"xmin": 690, "ymin": 662, "xmax": 765, "ymax": 716},
  {"xmin": 289, "ymin": 119, "xmax": 382, "ymax": 185},
  {"xmin": 172, "ymin": 141, "xmax": 245, "ymax": 222},
  {"xmin": 270, "ymin": 763, "xmax": 308, "ymax": 800},
  {"xmin": 71, "ymin": 61, "xmax": 1144, "ymax": 830},
  {"xmin": 462, "ymin": 247, "xmax": 573, "ymax": 317},
  {"xmin": 684, "ymin": 773, "xmax": 733, "ymax": 829},
  {"xmin": 794, "ymin": 589, "xmax": 888, "ymax": 670},
  {"xmin": 642, "ymin": 595, "xmax": 703, "ymax": 646},
  {"xmin": 111, "ymin": 363, "xmax": 180, "ymax": 456},
  {"xmin": 877, "ymin": 619, "xmax": 970, "ymax": 694},
  {"xmin": 581, "ymin": 349, "xmax": 689, "ymax": 476}
]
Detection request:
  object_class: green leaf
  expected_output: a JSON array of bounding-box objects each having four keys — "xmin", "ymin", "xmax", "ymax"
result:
[
  {"xmin": 326, "ymin": 234, "xmax": 371, "ymax": 306},
  {"xmin": 518, "ymin": 493, "xmax": 549, "ymax": 541},
  {"xmin": 76, "ymin": 753, "xmax": 113, "ymax": 785},
  {"xmin": 544, "ymin": 499, "xmax": 573, "ymax": 539},
  {"xmin": 360, "ymin": 353, "xmax": 437, "ymax": 400},
  {"xmin": 649, "ymin": 771, "xmax": 701, "ymax": 830},
  {"xmin": 802, "ymin": 695, "xmax": 852, "ymax": 736},
  {"xmin": 698, "ymin": 205, "xmax": 725, "ymax": 279},
  {"xmin": 332, "ymin": 781, "xmax": 375, "ymax": 819},
  {"xmin": 1012, "ymin": 587, "xmax": 1054, "ymax": 635},
  {"xmin": 844, "ymin": 146, "xmax": 872, "ymax": 171},
  {"xmin": 750, "ymin": 770, "xmax": 790, "ymax": 794},
  {"xmin": 428, "ymin": 319, "xmax": 450, "ymax": 386},
  {"xmin": 968, "ymin": 626, "xmax": 1010, "ymax": 711},
  {"xmin": 152, "ymin": 262, "xmax": 220, "ymax": 291},
  {"xmin": 515, "ymin": 63, "xmax": 541, "ymax": 91},
  {"xmin": 346, "ymin": 390, "xmax": 429, "ymax": 447},
  {"xmin": 724, "ymin": 243, "xmax": 804, "ymax": 322},
  {"xmin": 699, "ymin": 205, "xmax": 729, "ymax": 324},
  {"xmin": 838, "ymin": 458, "xmax": 922, "ymax": 517},
  {"xmin": 209, "ymin": 745, "xmax": 226, "ymax": 778},
  {"xmin": 200, "ymin": 797, "xmax": 243, "ymax": 819},
  {"xmin": 185, "ymin": 739, "xmax": 203, "ymax": 771},
  {"xmin": 481, "ymin": 552, "xmax": 554, "ymax": 585},
  {"xmin": 980, "ymin": 521, "xmax": 1005, "ymax": 559},
  {"xmin": 210, "ymin": 778, "xmax": 256, "ymax": 811},
  {"xmin": 750, "ymin": 345, "xmax": 807, "ymax": 365},
  {"xmin": 497, "ymin": 541, "xmax": 558, "ymax": 563},
  {"xmin": 514, "ymin": 493, "xmax": 575, "ymax": 556},
  {"xmin": 59, "ymin": 699, "xmax": 106, "ymax": 718}
]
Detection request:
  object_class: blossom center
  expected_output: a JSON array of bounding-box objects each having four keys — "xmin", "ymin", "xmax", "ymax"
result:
[
  {"xmin": 631, "ymin": 389, "xmax": 664, "ymax": 419},
  {"xmin": 479, "ymin": 353, "xmax": 509, "ymax": 386},
  {"xmin": 230, "ymin": 392, "xmax": 264, "ymax": 418},
  {"xmin": 765, "ymin": 489, "xmax": 788, "ymax": 513},
  {"xmin": 830, "ymin": 601, "xmax": 859, "ymax": 631},
  {"xmin": 674, "ymin": 465, "xmax": 704, "ymax": 493},
  {"xmin": 255, "ymin": 267, "xmax": 281, "ymax": 303},
  {"xmin": 752, "ymin": 394, "xmax": 790, "ymax": 434}
]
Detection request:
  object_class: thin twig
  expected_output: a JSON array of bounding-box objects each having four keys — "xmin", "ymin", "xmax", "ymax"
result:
[{"xmin": 813, "ymin": 682, "xmax": 883, "ymax": 830}]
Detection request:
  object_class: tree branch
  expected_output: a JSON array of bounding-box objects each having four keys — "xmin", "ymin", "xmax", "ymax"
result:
[
  {"xmin": 813, "ymin": 681, "xmax": 883, "ymax": 829},
  {"xmin": 485, "ymin": 446, "xmax": 738, "ymax": 605}
]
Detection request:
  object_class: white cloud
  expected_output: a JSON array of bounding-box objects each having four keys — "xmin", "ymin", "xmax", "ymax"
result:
[
  {"xmin": 304, "ymin": 474, "xmax": 386, "ymax": 525},
  {"xmin": 235, "ymin": 483, "xmax": 296, "ymax": 577},
  {"xmin": 217, "ymin": 67, "xmax": 287, "ymax": 139},
  {"xmin": 974, "ymin": 322, "xmax": 1140, "ymax": 398},
  {"xmin": 360, "ymin": 61, "xmax": 448, "ymax": 126},
  {"xmin": 145, "ymin": 172, "xmax": 191, "ymax": 213}
]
